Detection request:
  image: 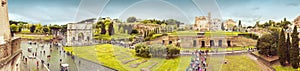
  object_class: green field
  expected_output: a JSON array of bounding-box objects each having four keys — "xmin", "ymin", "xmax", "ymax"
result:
[
  {"xmin": 207, "ymin": 54, "xmax": 262, "ymax": 71},
  {"xmin": 63, "ymin": 44, "xmax": 191, "ymax": 71},
  {"xmin": 63, "ymin": 44, "xmax": 263, "ymax": 71}
]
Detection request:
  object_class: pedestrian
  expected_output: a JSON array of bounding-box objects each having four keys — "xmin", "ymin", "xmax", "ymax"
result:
[
  {"xmin": 37, "ymin": 61, "xmax": 39, "ymax": 67},
  {"xmin": 41, "ymin": 60, "xmax": 44, "ymax": 64},
  {"xmin": 47, "ymin": 63, "xmax": 49, "ymax": 67},
  {"xmin": 25, "ymin": 58, "xmax": 27, "ymax": 64},
  {"xmin": 79, "ymin": 60, "xmax": 81, "ymax": 65}
]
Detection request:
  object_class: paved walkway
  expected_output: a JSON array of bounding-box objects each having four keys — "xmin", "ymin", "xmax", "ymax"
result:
[
  {"xmin": 20, "ymin": 41, "xmax": 116, "ymax": 71},
  {"xmin": 247, "ymin": 54, "xmax": 273, "ymax": 71}
]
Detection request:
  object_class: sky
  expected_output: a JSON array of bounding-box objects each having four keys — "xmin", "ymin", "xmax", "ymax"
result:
[{"xmin": 7, "ymin": 0, "xmax": 300, "ymax": 26}]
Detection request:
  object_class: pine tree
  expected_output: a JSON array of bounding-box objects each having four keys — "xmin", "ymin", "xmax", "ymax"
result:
[
  {"xmin": 221, "ymin": 23, "xmax": 225, "ymax": 30},
  {"xmin": 291, "ymin": 26, "xmax": 299, "ymax": 68},
  {"xmin": 278, "ymin": 29, "xmax": 287, "ymax": 66}
]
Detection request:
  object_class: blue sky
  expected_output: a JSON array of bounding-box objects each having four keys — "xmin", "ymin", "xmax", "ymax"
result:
[{"xmin": 7, "ymin": 0, "xmax": 300, "ymax": 26}]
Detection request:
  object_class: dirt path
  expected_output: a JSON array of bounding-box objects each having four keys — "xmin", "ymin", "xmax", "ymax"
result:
[{"xmin": 247, "ymin": 53, "xmax": 273, "ymax": 71}]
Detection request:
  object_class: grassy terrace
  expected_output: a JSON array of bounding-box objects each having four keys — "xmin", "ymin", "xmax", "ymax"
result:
[
  {"xmin": 94, "ymin": 33, "xmax": 134, "ymax": 40},
  {"xmin": 15, "ymin": 34, "xmax": 54, "ymax": 40},
  {"xmin": 272, "ymin": 65, "xmax": 299, "ymax": 71},
  {"xmin": 181, "ymin": 46, "xmax": 255, "ymax": 51},
  {"xmin": 63, "ymin": 44, "xmax": 191, "ymax": 71},
  {"xmin": 63, "ymin": 44, "xmax": 263, "ymax": 71}
]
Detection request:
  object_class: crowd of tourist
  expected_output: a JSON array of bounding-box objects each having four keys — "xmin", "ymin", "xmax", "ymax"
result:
[{"xmin": 186, "ymin": 50, "xmax": 208, "ymax": 71}]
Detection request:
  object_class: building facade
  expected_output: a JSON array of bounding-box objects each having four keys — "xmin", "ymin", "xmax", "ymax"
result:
[{"xmin": 194, "ymin": 13, "xmax": 222, "ymax": 31}]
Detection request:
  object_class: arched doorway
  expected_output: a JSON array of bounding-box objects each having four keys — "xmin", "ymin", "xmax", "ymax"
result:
[{"xmin": 78, "ymin": 33, "xmax": 84, "ymax": 42}]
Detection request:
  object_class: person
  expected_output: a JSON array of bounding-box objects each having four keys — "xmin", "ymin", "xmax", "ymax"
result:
[
  {"xmin": 37, "ymin": 61, "xmax": 39, "ymax": 67},
  {"xmin": 47, "ymin": 63, "xmax": 50, "ymax": 67},
  {"xmin": 79, "ymin": 60, "xmax": 81, "ymax": 65},
  {"xmin": 41, "ymin": 60, "xmax": 44, "ymax": 64},
  {"xmin": 25, "ymin": 58, "xmax": 27, "ymax": 64}
]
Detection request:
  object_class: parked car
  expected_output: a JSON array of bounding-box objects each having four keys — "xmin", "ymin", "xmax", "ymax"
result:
[
  {"xmin": 27, "ymin": 55, "xmax": 36, "ymax": 59},
  {"xmin": 60, "ymin": 63, "xmax": 69, "ymax": 71}
]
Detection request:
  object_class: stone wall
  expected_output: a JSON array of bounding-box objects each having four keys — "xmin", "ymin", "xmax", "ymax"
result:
[
  {"xmin": 0, "ymin": 38, "xmax": 22, "ymax": 71},
  {"xmin": 164, "ymin": 36, "xmax": 256, "ymax": 48}
]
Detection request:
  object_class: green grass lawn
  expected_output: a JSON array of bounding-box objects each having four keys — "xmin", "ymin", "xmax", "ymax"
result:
[
  {"xmin": 94, "ymin": 33, "xmax": 134, "ymax": 40},
  {"xmin": 20, "ymin": 29, "xmax": 31, "ymax": 34},
  {"xmin": 63, "ymin": 44, "xmax": 192, "ymax": 71},
  {"xmin": 207, "ymin": 54, "xmax": 262, "ymax": 71},
  {"xmin": 272, "ymin": 64, "xmax": 300, "ymax": 71}
]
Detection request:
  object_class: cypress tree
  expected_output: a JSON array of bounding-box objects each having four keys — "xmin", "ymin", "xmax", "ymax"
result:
[
  {"xmin": 286, "ymin": 33, "xmax": 291, "ymax": 63},
  {"xmin": 291, "ymin": 26, "xmax": 299, "ymax": 68},
  {"xmin": 278, "ymin": 29, "xmax": 286, "ymax": 66}
]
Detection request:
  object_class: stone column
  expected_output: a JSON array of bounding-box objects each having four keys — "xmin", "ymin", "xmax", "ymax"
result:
[{"xmin": 0, "ymin": 0, "xmax": 11, "ymax": 40}]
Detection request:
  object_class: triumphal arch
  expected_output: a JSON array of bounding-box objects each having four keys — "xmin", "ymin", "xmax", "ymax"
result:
[{"xmin": 66, "ymin": 19, "xmax": 94, "ymax": 46}]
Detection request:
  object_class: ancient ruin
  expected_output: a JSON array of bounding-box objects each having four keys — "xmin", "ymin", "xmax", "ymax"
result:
[
  {"xmin": 0, "ymin": 0, "xmax": 22, "ymax": 70},
  {"xmin": 66, "ymin": 19, "xmax": 94, "ymax": 46},
  {"xmin": 194, "ymin": 13, "xmax": 223, "ymax": 31}
]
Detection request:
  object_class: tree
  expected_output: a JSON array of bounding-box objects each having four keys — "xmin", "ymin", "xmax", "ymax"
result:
[
  {"xmin": 262, "ymin": 22, "xmax": 271, "ymax": 28},
  {"xmin": 281, "ymin": 21, "xmax": 291, "ymax": 30},
  {"xmin": 42, "ymin": 25, "xmax": 50, "ymax": 33},
  {"xmin": 99, "ymin": 21, "xmax": 106, "ymax": 34},
  {"xmin": 257, "ymin": 33, "xmax": 277, "ymax": 56},
  {"xmin": 255, "ymin": 21, "xmax": 260, "ymax": 28},
  {"xmin": 135, "ymin": 43, "xmax": 151, "ymax": 58},
  {"xmin": 166, "ymin": 45, "xmax": 180, "ymax": 58},
  {"xmin": 238, "ymin": 20, "xmax": 242, "ymax": 28},
  {"xmin": 221, "ymin": 23, "xmax": 225, "ymax": 30},
  {"xmin": 127, "ymin": 16, "xmax": 137, "ymax": 23},
  {"xmin": 286, "ymin": 33, "xmax": 291, "ymax": 63},
  {"xmin": 108, "ymin": 22, "xmax": 114, "ymax": 36},
  {"xmin": 49, "ymin": 24, "xmax": 62, "ymax": 36},
  {"xmin": 290, "ymin": 26, "xmax": 299, "ymax": 68},
  {"xmin": 35, "ymin": 24, "xmax": 43, "ymax": 33},
  {"xmin": 61, "ymin": 25, "xmax": 67, "ymax": 35},
  {"xmin": 30, "ymin": 25, "xmax": 36, "ymax": 33},
  {"xmin": 10, "ymin": 24, "xmax": 18, "ymax": 33},
  {"xmin": 18, "ymin": 23, "xmax": 23, "ymax": 32},
  {"xmin": 278, "ymin": 29, "xmax": 287, "ymax": 66}
]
